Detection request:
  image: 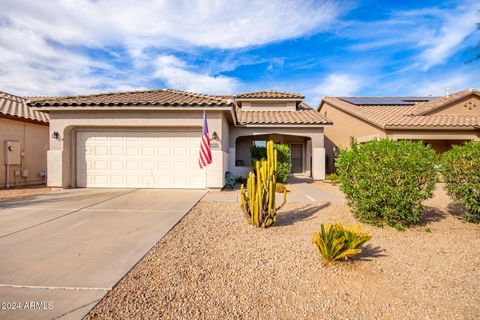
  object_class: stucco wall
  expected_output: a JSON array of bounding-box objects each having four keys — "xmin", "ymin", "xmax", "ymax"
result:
[
  {"xmin": 321, "ymin": 102, "xmax": 386, "ymax": 173},
  {"xmin": 428, "ymin": 95, "xmax": 480, "ymax": 115},
  {"xmin": 0, "ymin": 117, "xmax": 49, "ymax": 187},
  {"xmin": 228, "ymin": 126, "xmax": 326, "ymax": 180},
  {"xmin": 386, "ymin": 129, "xmax": 480, "ymax": 141},
  {"xmin": 47, "ymin": 109, "xmax": 229, "ymax": 189},
  {"xmin": 235, "ymin": 134, "xmax": 307, "ymax": 169}
]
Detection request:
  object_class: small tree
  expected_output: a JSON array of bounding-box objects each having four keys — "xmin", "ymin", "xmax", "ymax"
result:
[
  {"xmin": 336, "ymin": 139, "xmax": 438, "ymax": 227},
  {"xmin": 440, "ymin": 141, "xmax": 480, "ymax": 222}
]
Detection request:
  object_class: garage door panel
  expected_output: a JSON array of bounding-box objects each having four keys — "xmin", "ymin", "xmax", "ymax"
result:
[{"xmin": 77, "ymin": 131, "xmax": 206, "ymax": 188}]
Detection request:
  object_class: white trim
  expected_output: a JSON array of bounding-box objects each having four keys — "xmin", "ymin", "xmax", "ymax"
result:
[{"xmin": 385, "ymin": 125, "xmax": 479, "ymax": 130}]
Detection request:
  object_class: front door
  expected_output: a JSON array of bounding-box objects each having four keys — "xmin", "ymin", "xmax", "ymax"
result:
[{"xmin": 290, "ymin": 144, "xmax": 303, "ymax": 174}]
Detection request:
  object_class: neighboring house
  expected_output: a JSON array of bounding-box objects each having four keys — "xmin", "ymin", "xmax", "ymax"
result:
[
  {"xmin": 0, "ymin": 91, "xmax": 49, "ymax": 187},
  {"xmin": 318, "ymin": 88, "xmax": 480, "ymax": 173},
  {"xmin": 31, "ymin": 90, "xmax": 331, "ymax": 189}
]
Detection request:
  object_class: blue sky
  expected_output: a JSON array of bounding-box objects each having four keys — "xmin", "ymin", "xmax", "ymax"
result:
[{"xmin": 1, "ymin": 0, "xmax": 479, "ymax": 105}]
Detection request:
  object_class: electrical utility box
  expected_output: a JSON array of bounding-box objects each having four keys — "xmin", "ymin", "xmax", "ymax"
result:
[{"xmin": 4, "ymin": 141, "xmax": 21, "ymax": 165}]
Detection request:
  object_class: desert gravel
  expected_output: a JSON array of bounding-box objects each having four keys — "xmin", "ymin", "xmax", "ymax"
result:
[
  {"xmin": 87, "ymin": 185, "xmax": 480, "ymax": 319},
  {"xmin": 0, "ymin": 185, "xmax": 51, "ymax": 201}
]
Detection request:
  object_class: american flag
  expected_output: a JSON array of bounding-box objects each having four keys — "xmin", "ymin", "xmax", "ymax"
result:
[{"xmin": 199, "ymin": 111, "xmax": 212, "ymax": 169}]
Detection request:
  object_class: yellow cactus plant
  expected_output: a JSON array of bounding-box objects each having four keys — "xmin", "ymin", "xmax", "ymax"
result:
[{"xmin": 239, "ymin": 141, "xmax": 287, "ymax": 228}]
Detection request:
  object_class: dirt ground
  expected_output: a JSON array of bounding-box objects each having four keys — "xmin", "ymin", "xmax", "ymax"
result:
[
  {"xmin": 87, "ymin": 184, "xmax": 480, "ymax": 319},
  {"xmin": 0, "ymin": 185, "xmax": 52, "ymax": 202}
]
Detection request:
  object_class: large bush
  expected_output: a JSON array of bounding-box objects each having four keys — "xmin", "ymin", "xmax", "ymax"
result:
[
  {"xmin": 250, "ymin": 142, "xmax": 291, "ymax": 184},
  {"xmin": 336, "ymin": 139, "xmax": 438, "ymax": 227},
  {"xmin": 440, "ymin": 141, "xmax": 480, "ymax": 222}
]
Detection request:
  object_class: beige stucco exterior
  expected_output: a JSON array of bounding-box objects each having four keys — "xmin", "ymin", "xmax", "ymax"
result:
[
  {"xmin": 320, "ymin": 101, "xmax": 386, "ymax": 173},
  {"xmin": 228, "ymin": 126, "xmax": 325, "ymax": 180},
  {"xmin": 45, "ymin": 109, "xmax": 230, "ymax": 189},
  {"xmin": 0, "ymin": 117, "xmax": 49, "ymax": 187},
  {"xmin": 321, "ymin": 96, "xmax": 480, "ymax": 173},
  {"xmin": 42, "ymin": 100, "xmax": 328, "ymax": 189},
  {"xmin": 427, "ymin": 95, "xmax": 480, "ymax": 115}
]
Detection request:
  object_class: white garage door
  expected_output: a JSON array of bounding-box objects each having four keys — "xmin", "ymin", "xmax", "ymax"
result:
[{"xmin": 76, "ymin": 131, "xmax": 206, "ymax": 188}]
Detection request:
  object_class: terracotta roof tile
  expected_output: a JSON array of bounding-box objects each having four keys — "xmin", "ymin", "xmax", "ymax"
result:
[
  {"xmin": 26, "ymin": 88, "xmax": 331, "ymax": 126},
  {"xmin": 32, "ymin": 89, "xmax": 232, "ymax": 107},
  {"xmin": 236, "ymin": 91, "xmax": 304, "ymax": 99},
  {"xmin": 0, "ymin": 91, "xmax": 49, "ymax": 123},
  {"xmin": 409, "ymin": 88, "xmax": 480, "ymax": 115},
  {"xmin": 322, "ymin": 90, "xmax": 480, "ymax": 129},
  {"xmin": 236, "ymin": 102, "xmax": 331, "ymax": 126}
]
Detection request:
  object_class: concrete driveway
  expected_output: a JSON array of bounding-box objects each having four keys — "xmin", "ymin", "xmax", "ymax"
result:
[{"xmin": 0, "ymin": 188, "xmax": 206, "ymax": 320}]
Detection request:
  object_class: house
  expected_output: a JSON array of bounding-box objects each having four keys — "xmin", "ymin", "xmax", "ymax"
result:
[
  {"xmin": 318, "ymin": 88, "xmax": 480, "ymax": 173},
  {"xmin": 31, "ymin": 90, "xmax": 331, "ymax": 189},
  {"xmin": 0, "ymin": 91, "xmax": 49, "ymax": 187}
]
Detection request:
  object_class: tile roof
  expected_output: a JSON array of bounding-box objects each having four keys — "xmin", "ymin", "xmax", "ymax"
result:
[
  {"xmin": 32, "ymin": 89, "xmax": 232, "ymax": 107},
  {"xmin": 26, "ymin": 88, "xmax": 330, "ymax": 126},
  {"xmin": 236, "ymin": 102, "xmax": 331, "ymax": 126},
  {"xmin": 0, "ymin": 91, "xmax": 49, "ymax": 123},
  {"xmin": 235, "ymin": 91, "xmax": 304, "ymax": 99},
  {"xmin": 321, "ymin": 89, "xmax": 480, "ymax": 129},
  {"xmin": 408, "ymin": 88, "xmax": 480, "ymax": 115}
]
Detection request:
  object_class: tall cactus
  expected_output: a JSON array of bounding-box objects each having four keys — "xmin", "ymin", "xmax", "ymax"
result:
[{"xmin": 240, "ymin": 141, "xmax": 287, "ymax": 228}]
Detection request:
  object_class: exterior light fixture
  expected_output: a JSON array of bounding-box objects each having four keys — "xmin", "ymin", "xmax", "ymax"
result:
[{"xmin": 52, "ymin": 131, "xmax": 61, "ymax": 140}]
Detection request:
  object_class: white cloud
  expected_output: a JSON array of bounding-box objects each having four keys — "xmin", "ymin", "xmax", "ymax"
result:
[
  {"xmin": 308, "ymin": 73, "xmax": 361, "ymax": 100},
  {"xmin": 0, "ymin": 0, "xmax": 341, "ymax": 95},
  {"xmin": 416, "ymin": 6, "xmax": 480, "ymax": 70},
  {"xmin": 153, "ymin": 55, "xmax": 238, "ymax": 94},
  {"xmin": 343, "ymin": 2, "xmax": 480, "ymax": 71},
  {"xmin": 410, "ymin": 74, "xmax": 477, "ymax": 96},
  {"xmin": 2, "ymin": 0, "xmax": 340, "ymax": 50}
]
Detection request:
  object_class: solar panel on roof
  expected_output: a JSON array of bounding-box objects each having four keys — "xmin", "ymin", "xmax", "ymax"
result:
[{"xmin": 339, "ymin": 96, "xmax": 436, "ymax": 106}]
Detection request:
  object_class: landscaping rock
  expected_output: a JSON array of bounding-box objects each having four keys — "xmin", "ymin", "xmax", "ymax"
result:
[{"xmin": 86, "ymin": 186, "xmax": 480, "ymax": 319}]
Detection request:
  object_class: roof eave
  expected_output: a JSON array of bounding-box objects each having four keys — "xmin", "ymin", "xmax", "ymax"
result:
[
  {"xmin": 235, "ymin": 123, "xmax": 332, "ymax": 128},
  {"xmin": 417, "ymin": 90, "xmax": 480, "ymax": 116},
  {"xmin": 235, "ymin": 98, "xmax": 303, "ymax": 102},
  {"xmin": 385, "ymin": 125, "xmax": 480, "ymax": 130},
  {"xmin": 31, "ymin": 105, "xmax": 233, "ymax": 112},
  {"xmin": 0, "ymin": 113, "xmax": 49, "ymax": 125}
]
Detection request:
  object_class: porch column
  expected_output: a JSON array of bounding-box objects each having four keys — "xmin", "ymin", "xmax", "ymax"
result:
[
  {"xmin": 47, "ymin": 124, "xmax": 69, "ymax": 188},
  {"xmin": 312, "ymin": 147, "xmax": 326, "ymax": 180}
]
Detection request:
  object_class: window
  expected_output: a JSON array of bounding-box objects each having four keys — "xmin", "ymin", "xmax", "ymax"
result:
[{"xmin": 252, "ymin": 140, "xmax": 266, "ymax": 147}]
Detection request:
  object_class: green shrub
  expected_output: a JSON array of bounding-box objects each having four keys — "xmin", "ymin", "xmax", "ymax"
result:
[
  {"xmin": 326, "ymin": 173, "xmax": 339, "ymax": 185},
  {"xmin": 336, "ymin": 139, "xmax": 438, "ymax": 227},
  {"xmin": 250, "ymin": 144, "xmax": 266, "ymax": 164},
  {"xmin": 274, "ymin": 144, "xmax": 291, "ymax": 184},
  {"xmin": 250, "ymin": 142, "xmax": 291, "ymax": 184},
  {"xmin": 440, "ymin": 141, "xmax": 480, "ymax": 223},
  {"xmin": 312, "ymin": 223, "xmax": 371, "ymax": 264}
]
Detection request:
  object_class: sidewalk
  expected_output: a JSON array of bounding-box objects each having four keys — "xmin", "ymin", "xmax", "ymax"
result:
[
  {"xmin": 202, "ymin": 176, "xmax": 345, "ymax": 203},
  {"xmin": 288, "ymin": 176, "xmax": 346, "ymax": 203}
]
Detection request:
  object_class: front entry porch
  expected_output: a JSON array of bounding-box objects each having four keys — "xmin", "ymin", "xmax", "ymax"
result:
[{"xmin": 228, "ymin": 127, "xmax": 326, "ymax": 181}]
